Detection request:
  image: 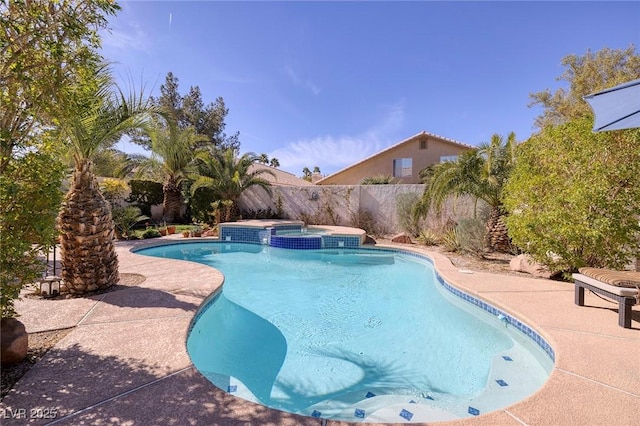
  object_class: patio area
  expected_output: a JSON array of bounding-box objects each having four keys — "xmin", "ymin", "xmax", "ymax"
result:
[{"xmin": 1, "ymin": 237, "xmax": 638, "ymax": 425}]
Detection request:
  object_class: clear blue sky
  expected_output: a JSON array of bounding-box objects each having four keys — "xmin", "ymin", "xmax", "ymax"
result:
[{"xmin": 101, "ymin": 1, "xmax": 640, "ymax": 176}]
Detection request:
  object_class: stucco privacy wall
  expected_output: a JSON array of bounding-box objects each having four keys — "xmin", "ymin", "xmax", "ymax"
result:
[{"xmin": 238, "ymin": 185, "xmax": 479, "ymax": 235}]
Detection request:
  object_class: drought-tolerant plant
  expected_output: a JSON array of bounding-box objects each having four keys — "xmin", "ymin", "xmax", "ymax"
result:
[
  {"xmin": 112, "ymin": 206, "xmax": 150, "ymax": 240},
  {"xmin": 396, "ymin": 192, "xmax": 422, "ymax": 236},
  {"xmin": 349, "ymin": 208, "xmax": 379, "ymax": 236},
  {"xmin": 456, "ymin": 218, "xmax": 487, "ymax": 257},
  {"xmin": 417, "ymin": 229, "xmax": 440, "ymax": 246},
  {"xmin": 441, "ymin": 227, "xmax": 461, "ymax": 252},
  {"xmin": 415, "ymin": 133, "xmax": 517, "ymax": 252},
  {"xmin": 360, "ymin": 175, "xmax": 395, "ymax": 185}
]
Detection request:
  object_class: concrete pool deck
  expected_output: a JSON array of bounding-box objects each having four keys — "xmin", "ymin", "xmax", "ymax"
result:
[{"xmin": 1, "ymin": 236, "xmax": 638, "ymax": 425}]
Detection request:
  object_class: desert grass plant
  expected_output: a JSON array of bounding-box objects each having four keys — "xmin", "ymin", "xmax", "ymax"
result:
[
  {"xmin": 349, "ymin": 208, "xmax": 380, "ymax": 237},
  {"xmin": 456, "ymin": 218, "xmax": 487, "ymax": 257},
  {"xmin": 441, "ymin": 227, "xmax": 462, "ymax": 252},
  {"xmin": 396, "ymin": 192, "xmax": 422, "ymax": 236},
  {"xmin": 417, "ymin": 228, "xmax": 440, "ymax": 246}
]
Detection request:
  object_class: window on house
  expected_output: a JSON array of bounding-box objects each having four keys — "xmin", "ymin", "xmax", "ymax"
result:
[
  {"xmin": 440, "ymin": 155, "xmax": 459, "ymax": 163},
  {"xmin": 419, "ymin": 139, "xmax": 427, "ymax": 150},
  {"xmin": 393, "ymin": 158, "xmax": 413, "ymax": 177}
]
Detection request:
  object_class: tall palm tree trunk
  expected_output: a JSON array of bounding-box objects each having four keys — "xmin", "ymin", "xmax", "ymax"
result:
[
  {"xmin": 162, "ymin": 176, "xmax": 182, "ymax": 223},
  {"xmin": 57, "ymin": 159, "xmax": 119, "ymax": 294},
  {"xmin": 485, "ymin": 206, "xmax": 512, "ymax": 253}
]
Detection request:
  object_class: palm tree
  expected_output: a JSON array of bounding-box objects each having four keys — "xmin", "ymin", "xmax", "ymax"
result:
[
  {"xmin": 56, "ymin": 66, "xmax": 152, "ymax": 294},
  {"xmin": 136, "ymin": 119, "xmax": 208, "ymax": 223},
  {"xmin": 302, "ymin": 167, "xmax": 312, "ymax": 181},
  {"xmin": 269, "ymin": 157, "xmax": 280, "ymax": 168},
  {"xmin": 415, "ymin": 132, "xmax": 517, "ymax": 252},
  {"xmin": 191, "ymin": 148, "xmax": 274, "ymax": 222},
  {"xmin": 259, "ymin": 153, "xmax": 269, "ymax": 164}
]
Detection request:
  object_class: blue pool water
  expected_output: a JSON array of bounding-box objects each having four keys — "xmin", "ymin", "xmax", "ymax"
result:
[{"xmin": 137, "ymin": 242, "xmax": 553, "ymax": 423}]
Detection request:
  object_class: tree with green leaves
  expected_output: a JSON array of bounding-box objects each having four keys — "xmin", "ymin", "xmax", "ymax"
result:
[
  {"xmin": 506, "ymin": 46, "xmax": 640, "ymax": 272},
  {"xmin": 269, "ymin": 157, "xmax": 280, "ymax": 168},
  {"xmin": 529, "ymin": 45, "xmax": 640, "ymax": 129},
  {"xmin": 135, "ymin": 120, "xmax": 208, "ymax": 223},
  {"xmin": 1, "ymin": 138, "xmax": 65, "ymax": 318},
  {"xmin": 259, "ymin": 153, "xmax": 269, "ymax": 164},
  {"xmin": 190, "ymin": 149, "xmax": 274, "ymax": 222},
  {"xmin": 1, "ymin": 0, "xmax": 120, "ymax": 172},
  {"xmin": 56, "ymin": 65, "xmax": 153, "ymax": 295},
  {"xmin": 415, "ymin": 133, "xmax": 517, "ymax": 252},
  {"xmin": 1, "ymin": 0, "xmax": 120, "ymax": 315},
  {"xmin": 504, "ymin": 117, "xmax": 640, "ymax": 272},
  {"xmin": 133, "ymin": 72, "xmax": 239, "ymax": 152}
]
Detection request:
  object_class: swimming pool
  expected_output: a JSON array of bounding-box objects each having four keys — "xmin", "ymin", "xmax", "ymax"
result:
[{"xmin": 137, "ymin": 242, "xmax": 553, "ymax": 423}]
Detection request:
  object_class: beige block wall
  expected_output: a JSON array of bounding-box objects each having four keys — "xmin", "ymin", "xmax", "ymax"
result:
[{"xmin": 238, "ymin": 185, "xmax": 479, "ymax": 235}]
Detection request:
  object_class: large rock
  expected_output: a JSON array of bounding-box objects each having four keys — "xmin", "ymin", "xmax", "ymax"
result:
[
  {"xmin": 1, "ymin": 318, "xmax": 28, "ymax": 365},
  {"xmin": 391, "ymin": 233, "xmax": 413, "ymax": 244},
  {"xmin": 510, "ymin": 254, "xmax": 554, "ymax": 279}
]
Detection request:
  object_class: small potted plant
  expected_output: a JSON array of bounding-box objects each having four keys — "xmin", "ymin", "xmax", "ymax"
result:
[
  {"xmin": 158, "ymin": 227, "xmax": 167, "ymax": 236},
  {"xmin": 166, "ymin": 225, "xmax": 176, "ymax": 234},
  {"xmin": 182, "ymin": 230, "xmax": 191, "ymax": 238},
  {"xmin": 191, "ymin": 226, "xmax": 202, "ymax": 237}
]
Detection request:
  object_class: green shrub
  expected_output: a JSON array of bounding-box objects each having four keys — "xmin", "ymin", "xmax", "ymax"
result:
[
  {"xmin": 188, "ymin": 187, "xmax": 217, "ymax": 224},
  {"xmin": 1, "ymin": 149, "xmax": 65, "ymax": 318},
  {"xmin": 504, "ymin": 117, "xmax": 640, "ymax": 271},
  {"xmin": 141, "ymin": 229, "xmax": 161, "ymax": 239},
  {"xmin": 127, "ymin": 180, "xmax": 163, "ymax": 217}
]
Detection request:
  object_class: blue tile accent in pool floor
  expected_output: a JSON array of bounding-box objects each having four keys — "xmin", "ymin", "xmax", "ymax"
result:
[
  {"xmin": 468, "ymin": 406, "xmax": 480, "ymax": 416},
  {"xmin": 502, "ymin": 355, "xmax": 513, "ymax": 361},
  {"xmin": 227, "ymin": 385, "xmax": 237, "ymax": 393},
  {"xmin": 354, "ymin": 408, "xmax": 365, "ymax": 418},
  {"xmin": 399, "ymin": 409, "xmax": 414, "ymax": 421},
  {"xmin": 496, "ymin": 379, "xmax": 509, "ymax": 387},
  {"xmin": 365, "ymin": 391, "xmax": 376, "ymax": 398},
  {"xmin": 311, "ymin": 410, "xmax": 322, "ymax": 418}
]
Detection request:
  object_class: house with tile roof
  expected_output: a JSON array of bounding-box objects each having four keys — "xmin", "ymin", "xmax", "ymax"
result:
[
  {"xmin": 249, "ymin": 163, "xmax": 314, "ymax": 186},
  {"xmin": 315, "ymin": 131, "xmax": 474, "ymax": 185}
]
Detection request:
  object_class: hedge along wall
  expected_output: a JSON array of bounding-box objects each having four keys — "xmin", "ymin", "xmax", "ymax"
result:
[{"xmin": 237, "ymin": 184, "xmax": 479, "ymax": 235}]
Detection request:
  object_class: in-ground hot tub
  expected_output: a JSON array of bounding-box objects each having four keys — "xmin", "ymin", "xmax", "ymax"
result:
[{"xmin": 219, "ymin": 220, "xmax": 366, "ymax": 249}]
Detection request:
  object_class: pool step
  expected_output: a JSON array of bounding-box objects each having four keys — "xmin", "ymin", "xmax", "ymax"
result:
[{"xmin": 299, "ymin": 392, "xmax": 460, "ymax": 423}]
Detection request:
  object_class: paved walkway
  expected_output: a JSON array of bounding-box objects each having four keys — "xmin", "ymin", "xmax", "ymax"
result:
[{"xmin": 1, "ymin": 237, "xmax": 638, "ymax": 425}]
